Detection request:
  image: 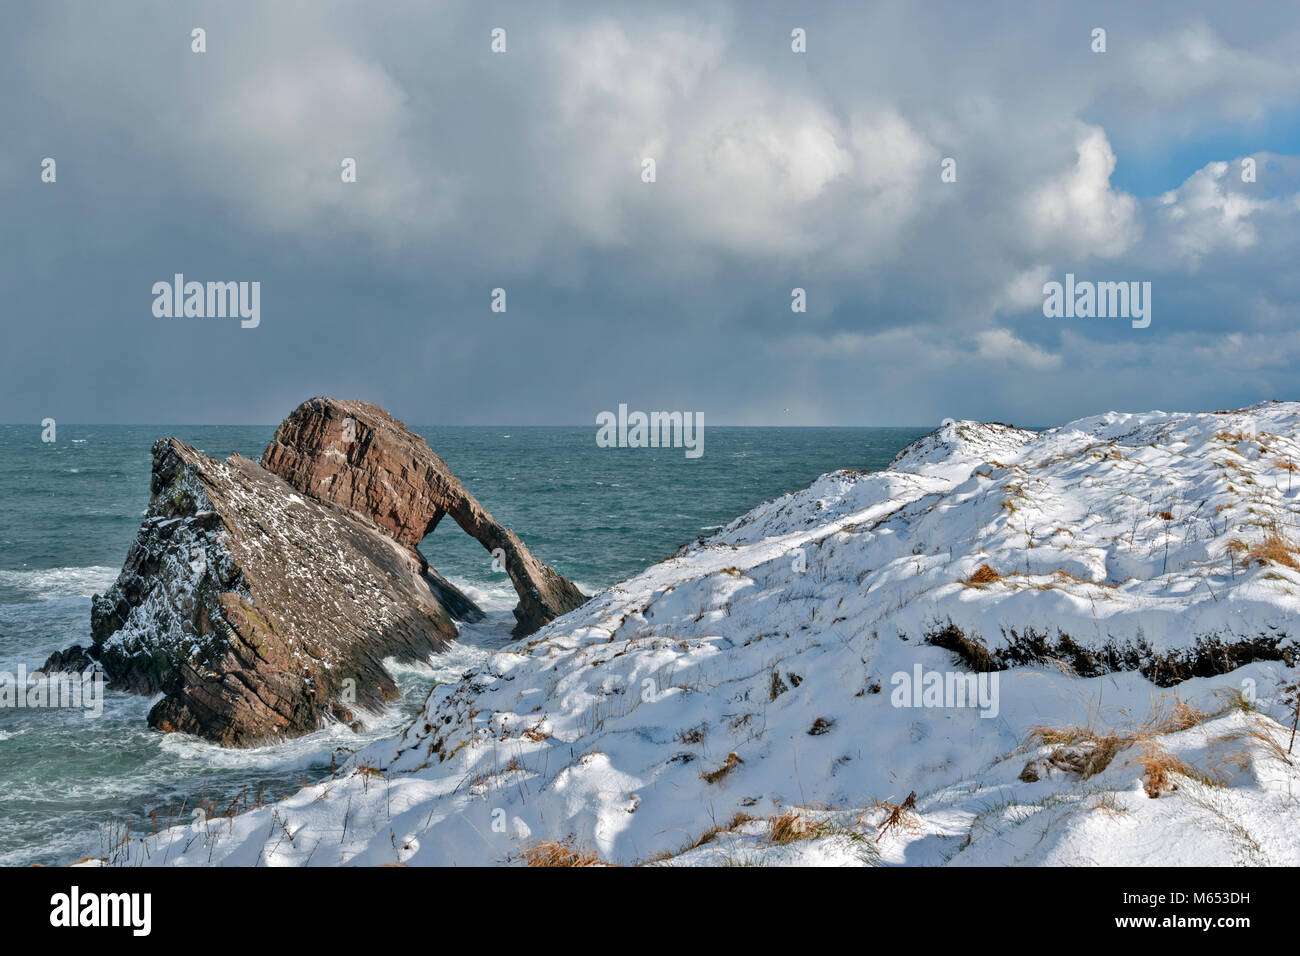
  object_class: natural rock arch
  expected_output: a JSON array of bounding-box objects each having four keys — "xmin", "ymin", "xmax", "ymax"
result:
[{"xmin": 262, "ymin": 398, "xmax": 587, "ymax": 637}]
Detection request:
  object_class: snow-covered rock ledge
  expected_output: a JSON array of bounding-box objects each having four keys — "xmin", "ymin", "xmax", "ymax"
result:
[{"xmin": 113, "ymin": 403, "xmax": 1300, "ymax": 866}]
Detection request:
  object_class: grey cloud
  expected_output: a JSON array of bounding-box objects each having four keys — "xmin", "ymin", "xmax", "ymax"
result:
[{"xmin": 2, "ymin": 0, "xmax": 1299, "ymax": 427}]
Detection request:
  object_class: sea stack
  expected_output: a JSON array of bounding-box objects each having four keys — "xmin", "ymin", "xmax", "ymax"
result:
[{"xmin": 47, "ymin": 399, "xmax": 586, "ymax": 746}]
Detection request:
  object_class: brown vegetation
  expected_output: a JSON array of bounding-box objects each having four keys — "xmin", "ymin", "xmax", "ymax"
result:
[
  {"xmin": 702, "ymin": 752, "xmax": 743, "ymax": 784},
  {"xmin": 962, "ymin": 564, "xmax": 1002, "ymax": 587},
  {"xmin": 520, "ymin": 840, "xmax": 602, "ymax": 867}
]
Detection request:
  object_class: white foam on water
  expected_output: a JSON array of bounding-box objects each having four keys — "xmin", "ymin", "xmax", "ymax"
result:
[
  {"xmin": 445, "ymin": 577, "xmax": 519, "ymax": 613},
  {"xmin": 159, "ymin": 720, "xmax": 376, "ymax": 771},
  {"xmin": 385, "ymin": 637, "xmax": 497, "ymax": 680},
  {"xmin": 0, "ymin": 566, "xmax": 117, "ymax": 601}
]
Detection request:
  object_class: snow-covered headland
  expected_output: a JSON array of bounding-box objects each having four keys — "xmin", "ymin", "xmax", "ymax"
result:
[{"xmin": 112, "ymin": 403, "xmax": 1300, "ymax": 866}]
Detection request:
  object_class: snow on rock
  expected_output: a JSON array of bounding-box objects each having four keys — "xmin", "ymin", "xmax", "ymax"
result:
[
  {"xmin": 886, "ymin": 418, "xmax": 1037, "ymax": 476},
  {"xmin": 51, "ymin": 437, "xmax": 468, "ymax": 746},
  {"xmin": 120, "ymin": 403, "xmax": 1300, "ymax": 866}
]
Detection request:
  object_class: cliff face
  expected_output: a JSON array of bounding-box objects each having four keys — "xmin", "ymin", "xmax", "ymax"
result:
[
  {"xmin": 57, "ymin": 437, "xmax": 469, "ymax": 746},
  {"xmin": 262, "ymin": 398, "xmax": 586, "ymax": 637}
]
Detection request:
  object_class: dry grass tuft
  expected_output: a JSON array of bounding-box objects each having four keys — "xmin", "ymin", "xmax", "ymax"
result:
[
  {"xmin": 1028, "ymin": 724, "xmax": 1088, "ymax": 746},
  {"xmin": 1217, "ymin": 722, "xmax": 1293, "ymax": 767},
  {"xmin": 1091, "ymin": 789, "xmax": 1127, "ymax": 818},
  {"xmin": 702, "ymin": 752, "xmax": 743, "ymax": 785},
  {"xmin": 520, "ymin": 840, "xmax": 602, "ymax": 867},
  {"xmin": 676, "ymin": 723, "xmax": 707, "ymax": 745},
  {"xmin": 1245, "ymin": 533, "xmax": 1300, "ymax": 571},
  {"xmin": 686, "ymin": 824, "xmax": 726, "ymax": 850},
  {"xmin": 963, "ymin": 564, "xmax": 1002, "ymax": 587},
  {"xmin": 1147, "ymin": 697, "xmax": 1208, "ymax": 735},
  {"xmin": 1138, "ymin": 743, "xmax": 1223, "ymax": 798},
  {"xmin": 769, "ymin": 671, "xmax": 789, "ymax": 701},
  {"xmin": 1214, "ymin": 687, "xmax": 1255, "ymax": 714},
  {"xmin": 768, "ymin": 811, "xmax": 832, "ymax": 846},
  {"xmin": 768, "ymin": 812, "xmax": 807, "ymax": 845},
  {"xmin": 727, "ymin": 811, "xmax": 756, "ymax": 829},
  {"xmin": 1140, "ymin": 744, "xmax": 1188, "ymax": 797}
]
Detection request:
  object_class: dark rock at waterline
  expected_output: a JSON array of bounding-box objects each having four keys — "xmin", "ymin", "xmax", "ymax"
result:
[
  {"xmin": 40, "ymin": 645, "xmax": 98, "ymax": 674},
  {"xmin": 262, "ymin": 397, "xmax": 587, "ymax": 637}
]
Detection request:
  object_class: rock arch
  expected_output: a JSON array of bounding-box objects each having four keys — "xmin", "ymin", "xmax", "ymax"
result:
[{"xmin": 262, "ymin": 398, "xmax": 587, "ymax": 637}]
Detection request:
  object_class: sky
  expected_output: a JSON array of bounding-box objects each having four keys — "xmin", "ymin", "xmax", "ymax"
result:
[{"xmin": 2, "ymin": 0, "xmax": 1300, "ymax": 426}]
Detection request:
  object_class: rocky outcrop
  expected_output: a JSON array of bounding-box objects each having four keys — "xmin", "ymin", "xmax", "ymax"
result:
[
  {"xmin": 262, "ymin": 398, "xmax": 587, "ymax": 637},
  {"xmin": 50, "ymin": 437, "xmax": 475, "ymax": 746},
  {"xmin": 46, "ymin": 397, "xmax": 585, "ymax": 746}
]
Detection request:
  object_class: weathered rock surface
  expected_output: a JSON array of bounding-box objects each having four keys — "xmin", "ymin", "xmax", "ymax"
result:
[
  {"xmin": 50, "ymin": 437, "xmax": 473, "ymax": 746},
  {"xmin": 262, "ymin": 397, "xmax": 587, "ymax": 637}
]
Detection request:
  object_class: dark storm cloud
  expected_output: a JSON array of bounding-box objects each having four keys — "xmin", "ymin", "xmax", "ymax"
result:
[{"xmin": 3, "ymin": 0, "xmax": 1300, "ymax": 426}]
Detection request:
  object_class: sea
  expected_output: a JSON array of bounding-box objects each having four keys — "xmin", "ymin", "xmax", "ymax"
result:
[{"xmin": 0, "ymin": 423, "xmax": 928, "ymax": 865}]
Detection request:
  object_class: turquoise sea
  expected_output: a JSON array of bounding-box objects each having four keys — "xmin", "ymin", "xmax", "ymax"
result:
[{"xmin": 0, "ymin": 424, "xmax": 928, "ymax": 865}]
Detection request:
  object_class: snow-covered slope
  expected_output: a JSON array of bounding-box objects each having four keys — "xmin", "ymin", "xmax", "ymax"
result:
[{"xmin": 113, "ymin": 403, "xmax": 1300, "ymax": 866}]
